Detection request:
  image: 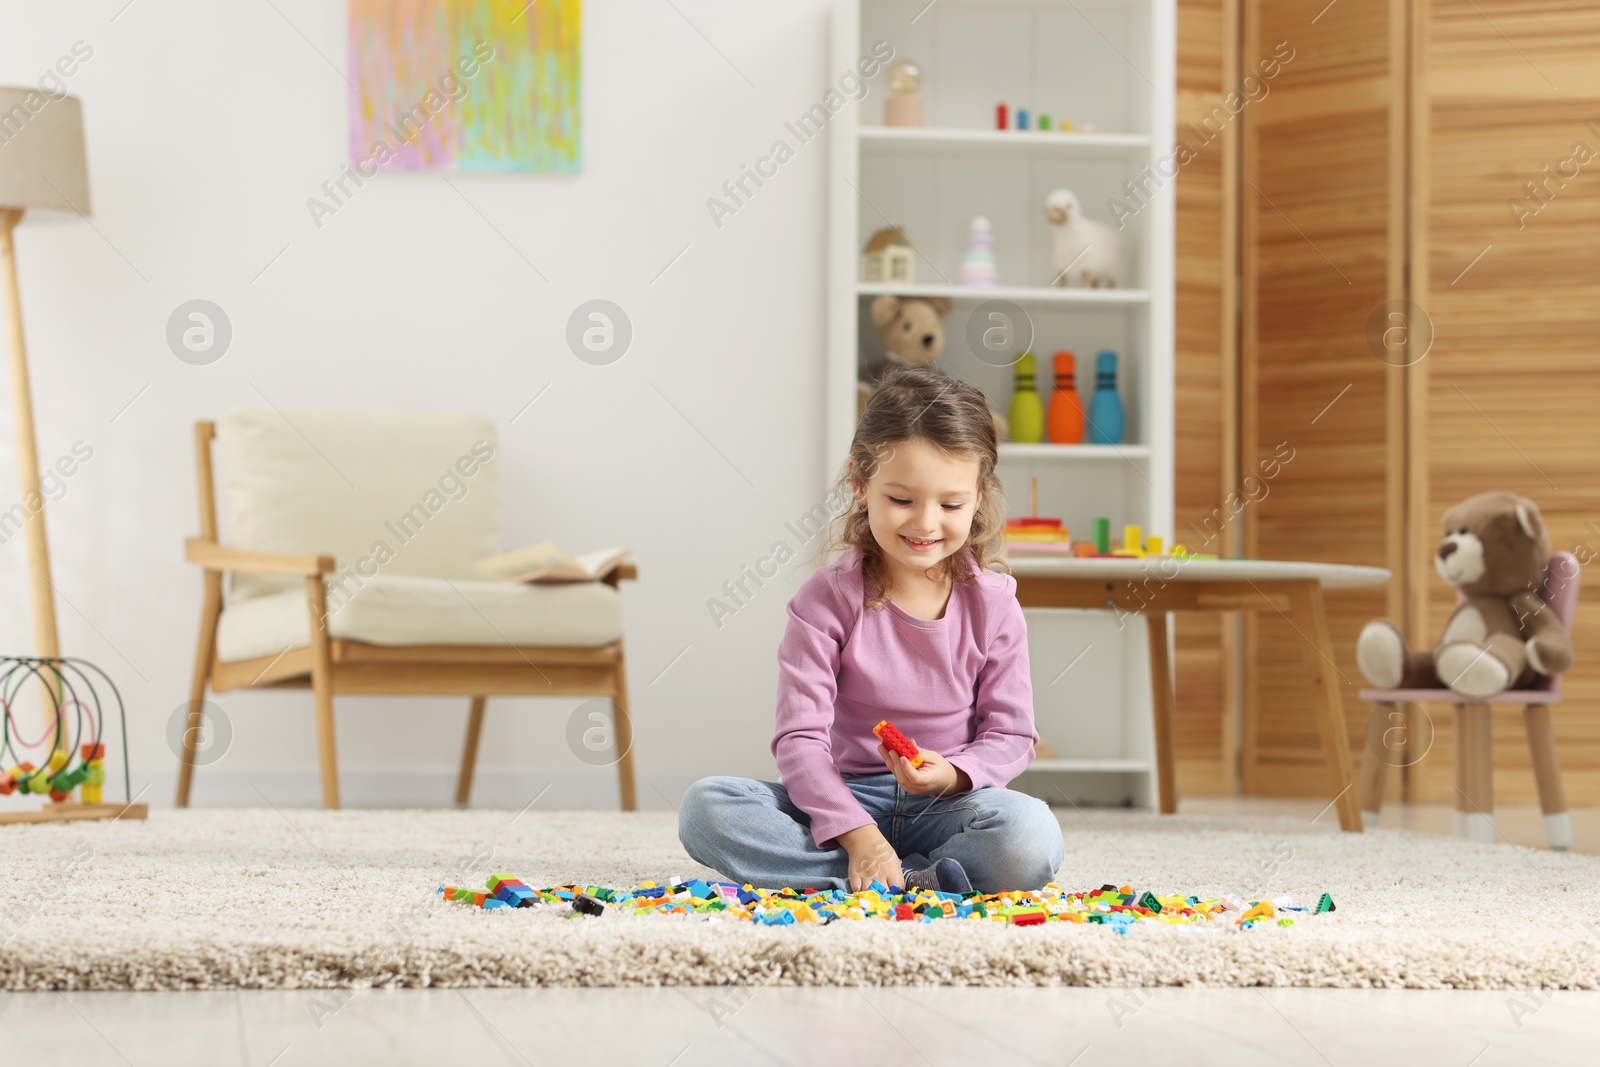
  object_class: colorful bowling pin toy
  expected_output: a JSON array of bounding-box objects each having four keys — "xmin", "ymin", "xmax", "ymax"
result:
[
  {"xmin": 1088, "ymin": 350, "xmax": 1125, "ymax": 445},
  {"xmin": 1008, "ymin": 352, "xmax": 1045, "ymax": 443},
  {"xmin": 1047, "ymin": 350, "xmax": 1084, "ymax": 444}
]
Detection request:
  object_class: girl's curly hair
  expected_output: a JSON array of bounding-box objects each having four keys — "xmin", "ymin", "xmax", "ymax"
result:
[{"xmin": 816, "ymin": 363, "xmax": 1009, "ymax": 611}]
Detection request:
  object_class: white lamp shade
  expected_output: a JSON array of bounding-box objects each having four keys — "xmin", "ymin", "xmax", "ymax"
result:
[{"xmin": 0, "ymin": 87, "xmax": 91, "ymax": 215}]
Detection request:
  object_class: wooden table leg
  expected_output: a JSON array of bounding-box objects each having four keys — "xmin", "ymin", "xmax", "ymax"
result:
[
  {"xmin": 1357, "ymin": 701, "xmax": 1394, "ymax": 829},
  {"xmin": 1146, "ymin": 611, "xmax": 1177, "ymax": 815},
  {"xmin": 1286, "ymin": 580, "xmax": 1361, "ymax": 832}
]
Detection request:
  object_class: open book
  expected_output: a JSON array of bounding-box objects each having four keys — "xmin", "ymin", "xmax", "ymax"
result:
[{"xmin": 474, "ymin": 542, "xmax": 631, "ymax": 584}]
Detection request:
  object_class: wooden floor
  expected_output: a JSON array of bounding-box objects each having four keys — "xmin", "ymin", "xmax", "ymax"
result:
[{"xmin": 4, "ymin": 985, "xmax": 1593, "ymax": 1066}]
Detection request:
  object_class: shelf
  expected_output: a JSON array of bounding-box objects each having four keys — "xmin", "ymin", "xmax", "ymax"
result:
[
  {"xmin": 860, "ymin": 126, "xmax": 1152, "ymax": 154},
  {"xmin": 999, "ymin": 443, "xmax": 1149, "ymax": 461},
  {"xmin": 1027, "ymin": 758, "xmax": 1152, "ymax": 774},
  {"xmin": 856, "ymin": 283, "xmax": 1148, "ymax": 306}
]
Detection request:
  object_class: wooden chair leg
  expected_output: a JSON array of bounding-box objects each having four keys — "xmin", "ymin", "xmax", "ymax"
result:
[
  {"xmin": 455, "ymin": 696, "xmax": 487, "ymax": 808},
  {"xmin": 1358, "ymin": 701, "xmax": 1394, "ymax": 830},
  {"xmin": 612, "ymin": 641, "xmax": 637, "ymax": 812},
  {"xmin": 177, "ymin": 570, "xmax": 222, "ymax": 807},
  {"xmin": 1523, "ymin": 705, "xmax": 1571, "ymax": 850},
  {"xmin": 305, "ymin": 575, "xmax": 340, "ymax": 809},
  {"xmin": 1454, "ymin": 703, "xmax": 1493, "ymax": 843},
  {"xmin": 1145, "ymin": 611, "xmax": 1177, "ymax": 815}
]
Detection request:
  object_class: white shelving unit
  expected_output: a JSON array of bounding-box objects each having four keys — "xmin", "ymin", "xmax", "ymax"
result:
[{"xmin": 828, "ymin": 0, "xmax": 1176, "ymax": 809}]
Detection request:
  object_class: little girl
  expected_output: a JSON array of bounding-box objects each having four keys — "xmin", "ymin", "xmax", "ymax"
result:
[{"xmin": 679, "ymin": 364, "xmax": 1064, "ymax": 894}]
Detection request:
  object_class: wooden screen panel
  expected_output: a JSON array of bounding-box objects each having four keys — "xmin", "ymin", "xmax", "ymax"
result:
[
  {"xmin": 1172, "ymin": 0, "xmax": 1239, "ymax": 795},
  {"xmin": 1409, "ymin": 0, "xmax": 1600, "ymax": 806},
  {"xmin": 1240, "ymin": 0, "xmax": 1407, "ymax": 796}
]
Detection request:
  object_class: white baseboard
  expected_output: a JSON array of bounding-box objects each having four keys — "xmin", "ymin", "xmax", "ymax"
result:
[{"xmin": 130, "ymin": 767, "xmax": 702, "ymax": 811}]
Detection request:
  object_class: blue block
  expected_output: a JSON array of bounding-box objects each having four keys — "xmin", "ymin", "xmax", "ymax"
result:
[
  {"xmin": 737, "ymin": 889, "xmax": 761, "ymax": 905},
  {"xmin": 483, "ymin": 898, "xmax": 511, "ymax": 910},
  {"xmin": 688, "ymin": 880, "xmax": 711, "ymax": 899},
  {"xmin": 869, "ymin": 880, "xmax": 889, "ymax": 895}
]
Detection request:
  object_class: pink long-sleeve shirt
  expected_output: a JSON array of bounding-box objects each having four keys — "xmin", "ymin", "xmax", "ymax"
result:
[{"xmin": 772, "ymin": 543, "xmax": 1039, "ymax": 847}]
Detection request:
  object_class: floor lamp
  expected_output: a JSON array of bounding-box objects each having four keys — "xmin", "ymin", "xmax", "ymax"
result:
[
  {"xmin": 0, "ymin": 87, "xmax": 144, "ymax": 824},
  {"xmin": 0, "ymin": 91, "xmax": 142, "ymax": 825}
]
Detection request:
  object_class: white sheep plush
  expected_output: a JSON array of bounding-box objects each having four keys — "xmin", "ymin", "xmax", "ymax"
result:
[{"xmin": 1044, "ymin": 188, "xmax": 1121, "ymax": 288}]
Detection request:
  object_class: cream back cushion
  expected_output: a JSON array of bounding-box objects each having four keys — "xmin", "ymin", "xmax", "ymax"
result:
[{"xmin": 217, "ymin": 408, "xmax": 503, "ymax": 602}]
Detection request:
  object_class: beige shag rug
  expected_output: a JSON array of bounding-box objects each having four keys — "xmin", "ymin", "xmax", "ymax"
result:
[{"xmin": 1, "ymin": 808, "xmax": 1596, "ymax": 990}]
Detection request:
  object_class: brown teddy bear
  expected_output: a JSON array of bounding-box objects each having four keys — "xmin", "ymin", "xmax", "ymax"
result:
[
  {"xmin": 1356, "ymin": 491, "xmax": 1574, "ymax": 699},
  {"xmin": 857, "ymin": 294, "xmax": 1009, "ymax": 439}
]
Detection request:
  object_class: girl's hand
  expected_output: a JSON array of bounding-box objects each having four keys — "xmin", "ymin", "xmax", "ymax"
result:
[
  {"xmin": 836, "ymin": 825, "xmax": 904, "ymax": 892},
  {"xmin": 879, "ymin": 743, "xmax": 973, "ymax": 798}
]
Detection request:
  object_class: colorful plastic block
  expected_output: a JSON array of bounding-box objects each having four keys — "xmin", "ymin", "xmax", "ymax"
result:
[
  {"xmin": 1122, "ymin": 524, "xmax": 1144, "ymax": 556},
  {"xmin": 872, "ymin": 719, "xmax": 923, "ymax": 769}
]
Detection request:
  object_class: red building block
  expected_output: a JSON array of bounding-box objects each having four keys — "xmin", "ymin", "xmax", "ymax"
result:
[{"xmin": 872, "ymin": 720, "xmax": 924, "ymax": 769}]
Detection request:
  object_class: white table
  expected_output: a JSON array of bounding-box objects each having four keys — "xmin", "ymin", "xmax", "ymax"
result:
[{"xmin": 1000, "ymin": 556, "xmax": 1391, "ymax": 832}]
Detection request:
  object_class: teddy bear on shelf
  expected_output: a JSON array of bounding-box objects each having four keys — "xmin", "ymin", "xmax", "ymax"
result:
[
  {"xmin": 858, "ymin": 293, "xmax": 1009, "ymax": 439},
  {"xmin": 1356, "ymin": 491, "xmax": 1574, "ymax": 699}
]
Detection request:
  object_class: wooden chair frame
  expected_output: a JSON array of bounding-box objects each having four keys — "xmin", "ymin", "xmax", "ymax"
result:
[{"xmin": 175, "ymin": 421, "xmax": 639, "ymax": 811}]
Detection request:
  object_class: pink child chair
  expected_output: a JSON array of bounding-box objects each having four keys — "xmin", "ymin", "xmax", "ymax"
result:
[{"xmin": 1357, "ymin": 551, "xmax": 1579, "ymax": 850}]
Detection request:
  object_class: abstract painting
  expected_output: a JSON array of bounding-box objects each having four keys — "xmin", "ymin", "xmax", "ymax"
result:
[{"xmin": 348, "ymin": 0, "xmax": 581, "ymax": 172}]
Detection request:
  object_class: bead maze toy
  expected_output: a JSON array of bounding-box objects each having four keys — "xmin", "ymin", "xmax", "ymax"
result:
[
  {"xmin": 872, "ymin": 719, "xmax": 923, "ymax": 768},
  {"xmin": 0, "ymin": 655, "xmax": 145, "ymax": 825}
]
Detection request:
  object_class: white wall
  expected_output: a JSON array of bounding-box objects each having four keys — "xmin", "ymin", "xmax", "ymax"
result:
[{"xmin": 0, "ymin": 0, "xmax": 857, "ymax": 808}]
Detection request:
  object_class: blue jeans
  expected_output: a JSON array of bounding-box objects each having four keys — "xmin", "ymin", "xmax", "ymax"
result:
[{"xmin": 678, "ymin": 773, "xmax": 1065, "ymax": 893}]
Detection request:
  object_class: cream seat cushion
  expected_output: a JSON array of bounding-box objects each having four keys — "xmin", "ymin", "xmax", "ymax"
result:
[{"xmin": 215, "ymin": 575, "xmax": 622, "ymax": 663}]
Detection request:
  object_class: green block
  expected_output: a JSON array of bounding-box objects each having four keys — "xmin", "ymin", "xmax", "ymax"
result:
[
  {"xmin": 1138, "ymin": 891, "xmax": 1162, "ymax": 914},
  {"xmin": 1315, "ymin": 893, "xmax": 1336, "ymax": 914},
  {"xmin": 1092, "ymin": 517, "xmax": 1111, "ymax": 554}
]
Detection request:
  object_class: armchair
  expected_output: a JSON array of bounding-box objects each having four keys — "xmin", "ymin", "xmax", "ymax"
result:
[{"xmin": 176, "ymin": 409, "xmax": 638, "ymax": 810}]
